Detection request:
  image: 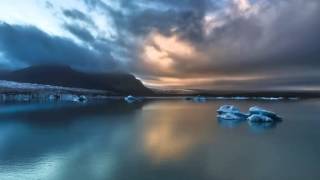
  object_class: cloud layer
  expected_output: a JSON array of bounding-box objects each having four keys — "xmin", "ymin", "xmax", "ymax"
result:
[{"xmin": 0, "ymin": 0, "xmax": 319, "ymax": 90}]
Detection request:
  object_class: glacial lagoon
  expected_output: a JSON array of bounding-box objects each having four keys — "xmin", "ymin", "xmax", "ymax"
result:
[{"xmin": 0, "ymin": 99, "xmax": 320, "ymax": 180}]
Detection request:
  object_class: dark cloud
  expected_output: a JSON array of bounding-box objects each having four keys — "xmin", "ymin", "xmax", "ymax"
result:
[
  {"xmin": 121, "ymin": 0, "xmax": 320, "ymax": 90},
  {"xmin": 64, "ymin": 23, "xmax": 95, "ymax": 42},
  {"xmin": 45, "ymin": 1, "xmax": 54, "ymax": 9},
  {"xmin": 82, "ymin": 0, "xmax": 106, "ymax": 9},
  {"xmin": 0, "ymin": 23, "xmax": 116, "ymax": 72},
  {"xmin": 63, "ymin": 9, "xmax": 95, "ymax": 26}
]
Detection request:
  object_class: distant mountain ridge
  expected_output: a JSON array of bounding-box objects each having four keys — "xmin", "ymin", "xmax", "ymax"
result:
[{"xmin": 0, "ymin": 65, "xmax": 153, "ymax": 95}]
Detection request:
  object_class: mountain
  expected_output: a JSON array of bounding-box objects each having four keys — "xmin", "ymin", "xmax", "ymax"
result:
[{"xmin": 0, "ymin": 65, "xmax": 153, "ymax": 95}]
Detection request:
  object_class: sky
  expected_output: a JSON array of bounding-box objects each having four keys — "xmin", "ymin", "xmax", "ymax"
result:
[{"xmin": 0, "ymin": 0, "xmax": 319, "ymax": 90}]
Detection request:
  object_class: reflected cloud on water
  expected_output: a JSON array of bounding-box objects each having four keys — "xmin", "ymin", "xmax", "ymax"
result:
[
  {"xmin": 217, "ymin": 118, "xmax": 245, "ymax": 128},
  {"xmin": 0, "ymin": 100, "xmax": 293, "ymax": 180},
  {"xmin": 136, "ymin": 101, "xmax": 216, "ymax": 164},
  {"xmin": 248, "ymin": 121, "xmax": 282, "ymax": 132}
]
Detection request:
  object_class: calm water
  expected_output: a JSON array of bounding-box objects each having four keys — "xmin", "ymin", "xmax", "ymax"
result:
[{"xmin": 0, "ymin": 99, "xmax": 320, "ymax": 180}]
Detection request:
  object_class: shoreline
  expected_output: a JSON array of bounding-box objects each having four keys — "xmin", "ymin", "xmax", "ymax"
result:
[{"xmin": 0, "ymin": 93, "xmax": 307, "ymax": 103}]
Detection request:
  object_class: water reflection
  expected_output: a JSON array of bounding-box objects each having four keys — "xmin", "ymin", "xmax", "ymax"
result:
[
  {"xmin": 248, "ymin": 121, "xmax": 282, "ymax": 132},
  {"xmin": 217, "ymin": 118, "xmax": 244, "ymax": 128},
  {"xmin": 218, "ymin": 118, "xmax": 281, "ymax": 131},
  {"xmin": 137, "ymin": 101, "xmax": 215, "ymax": 163},
  {"xmin": 0, "ymin": 101, "xmax": 137, "ymax": 180},
  {"xmin": 0, "ymin": 100, "xmax": 319, "ymax": 180}
]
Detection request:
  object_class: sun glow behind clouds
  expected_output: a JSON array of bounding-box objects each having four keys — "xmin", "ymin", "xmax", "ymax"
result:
[
  {"xmin": 141, "ymin": 31, "xmax": 197, "ymax": 73},
  {"xmin": 0, "ymin": 0, "xmax": 319, "ymax": 90}
]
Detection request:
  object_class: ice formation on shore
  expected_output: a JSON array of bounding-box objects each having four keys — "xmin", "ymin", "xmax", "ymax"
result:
[{"xmin": 0, "ymin": 80, "xmax": 113, "ymax": 103}]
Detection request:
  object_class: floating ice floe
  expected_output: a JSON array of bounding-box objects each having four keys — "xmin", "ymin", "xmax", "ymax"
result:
[
  {"xmin": 192, "ymin": 96, "xmax": 207, "ymax": 103},
  {"xmin": 217, "ymin": 105, "xmax": 248, "ymax": 121},
  {"xmin": 218, "ymin": 113, "xmax": 245, "ymax": 121},
  {"xmin": 247, "ymin": 114, "xmax": 273, "ymax": 122},
  {"xmin": 124, "ymin": 95, "xmax": 142, "ymax": 103},
  {"xmin": 78, "ymin": 95, "xmax": 88, "ymax": 103},
  {"xmin": 217, "ymin": 105, "xmax": 282, "ymax": 123},
  {"xmin": 249, "ymin": 106, "xmax": 281, "ymax": 121},
  {"xmin": 217, "ymin": 105, "xmax": 240, "ymax": 114}
]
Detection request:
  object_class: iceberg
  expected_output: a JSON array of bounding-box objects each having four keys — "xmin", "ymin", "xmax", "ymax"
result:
[
  {"xmin": 249, "ymin": 106, "xmax": 281, "ymax": 121},
  {"xmin": 217, "ymin": 105, "xmax": 248, "ymax": 121},
  {"xmin": 124, "ymin": 95, "xmax": 142, "ymax": 103},
  {"xmin": 217, "ymin": 105, "xmax": 248, "ymax": 117},
  {"xmin": 78, "ymin": 95, "xmax": 88, "ymax": 103},
  {"xmin": 217, "ymin": 113, "xmax": 245, "ymax": 121},
  {"xmin": 217, "ymin": 105, "xmax": 282, "ymax": 125},
  {"xmin": 217, "ymin": 105, "xmax": 240, "ymax": 114},
  {"xmin": 247, "ymin": 114, "xmax": 273, "ymax": 122}
]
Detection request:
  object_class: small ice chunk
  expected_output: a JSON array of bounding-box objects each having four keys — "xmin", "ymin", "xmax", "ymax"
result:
[
  {"xmin": 249, "ymin": 106, "xmax": 281, "ymax": 120},
  {"xmin": 125, "ymin": 95, "xmax": 141, "ymax": 103},
  {"xmin": 247, "ymin": 114, "xmax": 273, "ymax": 122},
  {"xmin": 78, "ymin": 95, "xmax": 88, "ymax": 103},
  {"xmin": 193, "ymin": 96, "xmax": 207, "ymax": 103}
]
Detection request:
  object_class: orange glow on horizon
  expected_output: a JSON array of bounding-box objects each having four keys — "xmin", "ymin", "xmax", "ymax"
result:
[{"xmin": 141, "ymin": 76, "xmax": 261, "ymax": 89}]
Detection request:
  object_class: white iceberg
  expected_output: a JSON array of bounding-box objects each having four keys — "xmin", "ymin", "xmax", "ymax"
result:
[
  {"xmin": 217, "ymin": 105, "xmax": 248, "ymax": 121},
  {"xmin": 247, "ymin": 114, "xmax": 273, "ymax": 122},
  {"xmin": 217, "ymin": 105, "xmax": 240, "ymax": 114},
  {"xmin": 217, "ymin": 113, "xmax": 245, "ymax": 121},
  {"xmin": 249, "ymin": 106, "xmax": 281, "ymax": 120},
  {"xmin": 124, "ymin": 95, "xmax": 142, "ymax": 103},
  {"xmin": 217, "ymin": 105, "xmax": 281, "ymax": 123},
  {"xmin": 78, "ymin": 95, "xmax": 88, "ymax": 103},
  {"xmin": 217, "ymin": 105, "xmax": 248, "ymax": 117}
]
